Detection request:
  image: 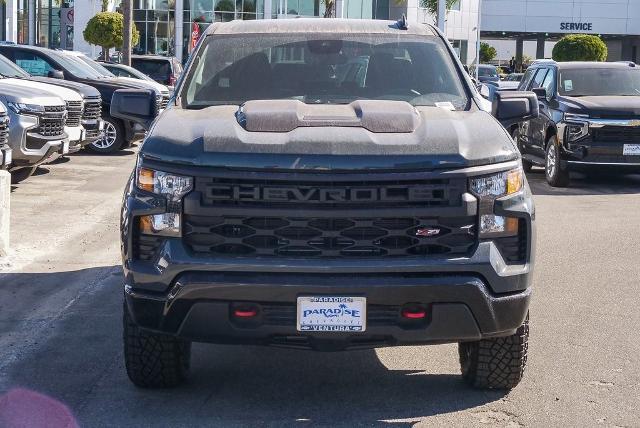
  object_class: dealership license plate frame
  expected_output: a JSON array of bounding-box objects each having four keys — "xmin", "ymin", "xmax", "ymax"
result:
[
  {"xmin": 296, "ymin": 296, "xmax": 367, "ymax": 332},
  {"xmin": 623, "ymin": 144, "xmax": 640, "ymax": 155}
]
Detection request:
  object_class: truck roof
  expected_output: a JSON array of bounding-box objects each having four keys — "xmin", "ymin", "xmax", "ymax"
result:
[{"xmin": 206, "ymin": 18, "xmax": 437, "ymax": 37}]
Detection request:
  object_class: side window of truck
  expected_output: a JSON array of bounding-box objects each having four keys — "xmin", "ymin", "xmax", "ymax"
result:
[
  {"xmin": 14, "ymin": 51, "xmax": 55, "ymax": 76},
  {"xmin": 519, "ymin": 68, "xmax": 536, "ymax": 90}
]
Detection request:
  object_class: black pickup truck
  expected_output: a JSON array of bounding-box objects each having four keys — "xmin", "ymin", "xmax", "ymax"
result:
[
  {"xmin": 113, "ymin": 18, "xmax": 538, "ymax": 390},
  {"xmin": 515, "ymin": 60, "xmax": 640, "ymax": 186}
]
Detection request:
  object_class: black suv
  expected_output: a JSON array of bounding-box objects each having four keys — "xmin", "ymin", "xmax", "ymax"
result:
[
  {"xmin": 515, "ymin": 60, "xmax": 640, "ymax": 186},
  {"xmin": 131, "ymin": 55, "xmax": 183, "ymax": 91},
  {"xmin": 0, "ymin": 45, "xmax": 163, "ymax": 153},
  {"xmin": 114, "ymin": 19, "xmax": 538, "ymax": 390}
]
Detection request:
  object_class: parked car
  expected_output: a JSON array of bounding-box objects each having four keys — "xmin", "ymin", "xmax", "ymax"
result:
[
  {"xmin": 131, "ymin": 55, "xmax": 183, "ymax": 91},
  {"xmin": 515, "ymin": 60, "xmax": 640, "ymax": 186},
  {"xmin": 114, "ymin": 18, "xmax": 537, "ymax": 390},
  {"xmin": 98, "ymin": 61, "xmax": 157, "ymax": 83},
  {"xmin": 0, "ymin": 45, "xmax": 163, "ymax": 153},
  {"xmin": 469, "ymin": 64, "xmax": 500, "ymax": 84},
  {"xmin": 0, "ymin": 82, "xmax": 67, "ymax": 181}
]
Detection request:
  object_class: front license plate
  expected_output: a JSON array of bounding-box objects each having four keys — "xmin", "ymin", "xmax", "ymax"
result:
[
  {"xmin": 3, "ymin": 150, "xmax": 11, "ymax": 166},
  {"xmin": 623, "ymin": 144, "xmax": 640, "ymax": 155},
  {"xmin": 62, "ymin": 141, "xmax": 69, "ymax": 154},
  {"xmin": 297, "ymin": 296, "xmax": 366, "ymax": 332}
]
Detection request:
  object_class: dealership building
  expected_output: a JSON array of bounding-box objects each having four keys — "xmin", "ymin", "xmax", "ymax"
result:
[
  {"xmin": 0, "ymin": 0, "xmax": 638, "ymax": 65},
  {"xmin": 482, "ymin": 0, "xmax": 640, "ymax": 63}
]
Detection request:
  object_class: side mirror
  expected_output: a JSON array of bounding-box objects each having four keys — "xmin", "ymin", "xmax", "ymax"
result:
[
  {"xmin": 110, "ymin": 89, "xmax": 156, "ymax": 130},
  {"xmin": 532, "ymin": 87, "xmax": 547, "ymax": 100},
  {"xmin": 48, "ymin": 69, "xmax": 64, "ymax": 79},
  {"xmin": 492, "ymin": 91, "xmax": 539, "ymax": 128},
  {"xmin": 479, "ymin": 83, "xmax": 491, "ymax": 99}
]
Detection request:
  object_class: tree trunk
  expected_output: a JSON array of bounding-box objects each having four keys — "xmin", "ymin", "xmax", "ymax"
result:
[{"xmin": 122, "ymin": 0, "xmax": 133, "ymax": 66}]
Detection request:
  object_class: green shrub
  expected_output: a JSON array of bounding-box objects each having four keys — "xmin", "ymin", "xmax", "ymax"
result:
[
  {"xmin": 552, "ymin": 34, "xmax": 607, "ymax": 62},
  {"xmin": 83, "ymin": 12, "xmax": 140, "ymax": 60},
  {"xmin": 480, "ymin": 42, "xmax": 497, "ymax": 63}
]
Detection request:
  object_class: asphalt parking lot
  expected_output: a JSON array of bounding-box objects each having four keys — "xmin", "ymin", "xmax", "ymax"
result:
[{"xmin": 0, "ymin": 148, "xmax": 639, "ymax": 427}]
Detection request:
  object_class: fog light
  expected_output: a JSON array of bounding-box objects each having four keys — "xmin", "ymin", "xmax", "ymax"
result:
[
  {"xmin": 139, "ymin": 213, "xmax": 181, "ymax": 237},
  {"xmin": 480, "ymin": 215, "xmax": 518, "ymax": 237}
]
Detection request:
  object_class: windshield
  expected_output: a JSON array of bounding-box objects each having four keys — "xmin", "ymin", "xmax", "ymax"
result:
[
  {"xmin": 478, "ymin": 66, "xmax": 498, "ymax": 77},
  {"xmin": 51, "ymin": 52, "xmax": 104, "ymax": 79},
  {"xmin": 505, "ymin": 74, "xmax": 522, "ymax": 82},
  {"xmin": 78, "ymin": 55, "xmax": 116, "ymax": 77},
  {"xmin": 0, "ymin": 55, "xmax": 30, "ymax": 78},
  {"xmin": 184, "ymin": 34, "xmax": 469, "ymax": 109},
  {"xmin": 558, "ymin": 68, "xmax": 640, "ymax": 96}
]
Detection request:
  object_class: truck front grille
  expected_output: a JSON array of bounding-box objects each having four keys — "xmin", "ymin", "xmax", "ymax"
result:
[
  {"xmin": 0, "ymin": 113, "xmax": 8, "ymax": 147},
  {"xmin": 184, "ymin": 214, "xmax": 475, "ymax": 258},
  {"xmin": 592, "ymin": 126, "xmax": 640, "ymax": 143},
  {"xmin": 35, "ymin": 105, "xmax": 66, "ymax": 137},
  {"xmin": 82, "ymin": 97, "xmax": 102, "ymax": 121},
  {"xmin": 66, "ymin": 101, "xmax": 83, "ymax": 127},
  {"xmin": 155, "ymin": 94, "xmax": 170, "ymax": 113},
  {"xmin": 183, "ymin": 174, "xmax": 476, "ymax": 259}
]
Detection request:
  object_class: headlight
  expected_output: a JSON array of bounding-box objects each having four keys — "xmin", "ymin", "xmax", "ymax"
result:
[
  {"xmin": 470, "ymin": 168, "xmax": 523, "ymax": 198},
  {"xmin": 563, "ymin": 113, "xmax": 590, "ymax": 142},
  {"xmin": 7, "ymin": 102, "xmax": 45, "ymax": 115},
  {"xmin": 136, "ymin": 167, "xmax": 193, "ymax": 202},
  {"xmin": 470, "ymin": 167, "xmax": 523, "ymax": 237}
]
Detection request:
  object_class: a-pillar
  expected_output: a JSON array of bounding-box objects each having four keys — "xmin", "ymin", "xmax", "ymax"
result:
[
  {"xmin": 536, "ymin": 34, "xmax": 546, "ymax": 59},
  {"xmin": 515, "ymin": 37, "xmax": 524, "ymax": 72}
]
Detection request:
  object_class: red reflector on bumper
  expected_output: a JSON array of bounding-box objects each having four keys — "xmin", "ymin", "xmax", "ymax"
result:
[
  {"xmin": 401, "ymin": 309, "xmax": 426, "ymax": 319},
  {"xmin": 234, "ymin": 308, "xmax": 258, "ymax": 318}
]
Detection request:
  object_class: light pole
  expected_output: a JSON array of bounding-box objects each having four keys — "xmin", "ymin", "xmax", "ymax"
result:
[
  {"xmin": 437, "ymin": 0, "xmax": 446, "ymax": 33},
  {"xmin": 475, "ymin": 0, "xmax": 482, "ymax": 79}
]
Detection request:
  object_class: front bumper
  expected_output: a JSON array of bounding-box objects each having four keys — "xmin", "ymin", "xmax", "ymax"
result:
[
  {"xmin": 81, "ymin": 119, "xmax": 104, "ymax": 144},
  {"xmin": 7, "ymin": 111, "xmax": 67, "ymax": 168},
  {"xmin": 125, "ymin": 273, "xmax": 531, "ymax": 350},
  {"xmin": 0, "ymin": 144, "xmax": 11, "ymax": 169}
]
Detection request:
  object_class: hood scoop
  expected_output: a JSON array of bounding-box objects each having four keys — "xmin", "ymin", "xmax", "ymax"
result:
[{"xmin": 237, "ymin": 99, "xmax": 420, "ymax": 133}]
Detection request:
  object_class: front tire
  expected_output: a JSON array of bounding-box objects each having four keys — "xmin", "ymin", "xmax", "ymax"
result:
[
  {"xmin": 123, "ymin": 302, "xmax": 191, "ymax": 388},
  {"xmin": 545, "ymin": 135, "xmax": 570, "ymax": 187},
  {"xmin": 88, "ymin": 116, "xmax": 125, "ymax": 154},
  {"xmin": 459, "ymin": 313, "xmax": 529, "ymax": 390}
]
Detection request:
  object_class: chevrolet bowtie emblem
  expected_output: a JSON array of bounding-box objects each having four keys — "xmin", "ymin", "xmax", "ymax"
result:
[{"xmin": 415, "ymin": 227, "xmax": 441, "ymax": 237}]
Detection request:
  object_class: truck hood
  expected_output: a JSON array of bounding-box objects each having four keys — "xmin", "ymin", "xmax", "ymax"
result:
[
  {"xmin": 4, "ymin": 78, "xmax": 83, "ymax": 102},
  {"xmin": 117, "ymin": 76, "xmax": 169, "ymax": 94},
  {"xmin": 561, "ymin": 95, "xmax": 640, "ymax": 118},
  {"xmin": 141, "ymin": 102, "xmax": 517, "ymax": 171},
  {"xmin": 0, "ymin": 81, "xmax": 65, "ymax": 105},
  {"xmin": 29, "ymin": 76, "xmax": 101, "ymax": 99}
]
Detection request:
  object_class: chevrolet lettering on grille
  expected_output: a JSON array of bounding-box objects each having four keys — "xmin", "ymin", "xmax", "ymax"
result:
[{"xmin": 204, "ymin": 184, "xmax": 443, "ymax": 203}]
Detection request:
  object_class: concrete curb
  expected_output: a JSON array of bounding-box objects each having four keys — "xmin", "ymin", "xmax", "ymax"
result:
[{"xmin": 0, "ymin": 170, "xmax": 9, "ymax": 256}]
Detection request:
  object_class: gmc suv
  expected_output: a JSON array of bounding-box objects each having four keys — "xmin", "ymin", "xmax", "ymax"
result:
[
  {"xmin": 515, "ymin": 60, "xmax": 640, "ymax": 186},
  {"xmin": 114, "ymin": 19, "xmax": 538, "ymax": 390}
]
